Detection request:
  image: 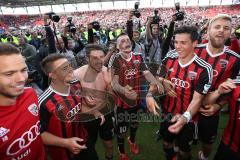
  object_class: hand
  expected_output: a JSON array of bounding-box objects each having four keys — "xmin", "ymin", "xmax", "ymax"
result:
[
  {"xmin": 124, "ymin": 85, "xmax": 137, "ymax": 100},
  {"xmin": 199, "ymin": 104, "xmax": 221, "ymax": 116},
  {"xmin": 64, "ymin": 137, "xmax": 87, "ymax": 154},
  {"xmin": 87, "ymin": 23, "xmax": 93, "ymax": 30},
  {"xmin": 172, "ymin": 15, "xmax": 177, "ymax": 22},
  {"xmin": 168, "ymin": 114, "xmax": 186, "ymax": 134},
  {"xmin": 128, "ymin": 11, "xmax": 134, "ymax": 20},
  {"xmin": 217, "ymin": 78, "xmax": 236, "ymax": 95},
  {"xmin": 84, "ymin": 96, "xmax": 97, "ymax": 106},
  {"xmin": 146, "ymin": 95, "xmax": 160, "ymax": 115},
  {"xmin": 99, "ymin": 115, "xmax": 105, "ymax": 126},
  {"xmin": 93, "ymin": 110, "xmax": 106, "ymax": 125},
  {"xmin": 162, "ymin": 79, "xmax": 177, "ymax": 97}
]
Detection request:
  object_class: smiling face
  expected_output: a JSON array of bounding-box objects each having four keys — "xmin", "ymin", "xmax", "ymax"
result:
[
  {"xmin": 88, "ymin": 50, "xmax": 105, "ymax": 73},
  {"xmin": 174, "ymin": 33, "xmax": 197, "ymax": 59},
  {"xmin": 208, "ymin": 18, "xmax": 232, "ymax": 48},
  {"xmin": 0, "ymin": 54, "xmax": 28, "ymax": 99}
]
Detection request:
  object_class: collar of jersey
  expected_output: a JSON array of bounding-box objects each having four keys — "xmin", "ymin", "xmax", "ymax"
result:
[
  {"xmin": 206, "ymin": 43, "xmax": 226, "ymax": 57},
  {"xmin": 49, "ymin": 85, "xmax": 70, "ymax": 96},
  {"xmin": 120, "ymin": 52, "xmax": 132, "ymax": 62},
  {"xmin": 178, "ymin": 54, "xmax": 197, "ymax": 68}
]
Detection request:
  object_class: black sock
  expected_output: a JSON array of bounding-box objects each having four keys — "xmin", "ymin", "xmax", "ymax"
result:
[
  {"xmin": 163, "ymin": 147, "xmax": 176, "ymax": 160},
  {"xmin": 130, "ymin": 126, "xmax": 138, "ymax": 143},
  {"xmin": 117, "ymin": 135, "xmax": 125, "ymax": 153}
]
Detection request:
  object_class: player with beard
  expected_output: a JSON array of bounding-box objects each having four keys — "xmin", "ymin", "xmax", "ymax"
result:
[
  {"xmin": 108, "ymin": 33, "xmax": 164, "ymax": 160},
  {"xmin": 194, "ymin": 14, "xmax": 240, "ymax": 160},
  {"xmin": 157, "ymin": 26, "xmax": 213, "ymax": 160},
  {"xmin": 39, "ymin": 54, "xmax": 89, "ymax": 160},
  {"xmin": 0, "ymin": 43, "xmax": 46, "ymax": 160},
  {"xmin": 74, "ymin": 44, "xmax": 114, "ymax": 160}
]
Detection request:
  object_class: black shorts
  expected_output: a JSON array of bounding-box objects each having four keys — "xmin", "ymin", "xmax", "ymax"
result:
[
  {"xmin": 160, "ymin": 120, "xmax": 195, "ymax": 152},
  {"xmin": 115, "ymin": 106, "xmax": 142, "ymax": 135},
  {"xmin": 213, "ymin": 141, "xmax": 240, "ymax": 160},
  {"xmin": 198, "ymin": 114, "xmax": 219, "ymax": 144},
  {"xmin": 99, "ymin": 112, "xmax": 114, "ymax": 141}
]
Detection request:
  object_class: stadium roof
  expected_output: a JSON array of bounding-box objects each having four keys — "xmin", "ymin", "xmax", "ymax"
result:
[{"xmin": 0, "ymin": 0, "xmax": 130, "ymax": 8}]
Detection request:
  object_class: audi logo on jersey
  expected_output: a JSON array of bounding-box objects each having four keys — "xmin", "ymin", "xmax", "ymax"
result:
[
  {"xmin": 6, "ymin": 121, "xmax": 40, "ymax": 156},
  {"xmin": 125, "ymin": 68, "xmax": 137, "ymax": 79},
  {"xmin": 171, "ymin": 78, "xmax": 190, "ymax": 89}
]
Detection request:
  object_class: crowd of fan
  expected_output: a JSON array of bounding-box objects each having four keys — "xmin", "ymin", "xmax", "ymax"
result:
[
  {"xmin": 0, "ymin": 5, "xmax": 240, "ymax": 29},
  {"xmin": 0, "ymin": 5, "xmax": 240, "ymax": 96}
]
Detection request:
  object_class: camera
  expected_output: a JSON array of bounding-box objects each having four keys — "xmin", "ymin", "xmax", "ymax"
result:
[
  {"xmin": 133, "ymin": 2, "xmax": 141, "ymax": 18},
  {"xmin": 174, "ymin": 3, "xmax": 185, "ymax": 21},
  {"xmin": 91, "ymin": 21, "xmax": 100, "ymax": 31},
  {"xmin": 45, "ymin": 12, "xmax": 60, "ymax": 23},
  {"xmin": 152, "ymin": 9, "xmax": 160, "ymax": 24},
  {"xmin": 66, "ymin": 16, "xmax": 76, "ymax": 34}
]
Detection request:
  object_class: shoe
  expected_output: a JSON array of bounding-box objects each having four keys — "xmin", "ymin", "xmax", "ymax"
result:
[
  {"xmin": 128, "ymin": 137, "xmax": 140, "ymax": 155},
  {"xmin": 119, "ymin": 153, "xmax": 130, "ymax": 160}
]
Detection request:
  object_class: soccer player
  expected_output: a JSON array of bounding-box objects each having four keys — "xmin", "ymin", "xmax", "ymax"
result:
[
  {"xmin": 202, "ymin": 78, "xmax": 239, "ymax": 160},
  {"xmin": 0, "ymin": 43, "xmax": 46, "ymax": 160},
  {"xmin": 74, "ymin": 44, "xmax": 114, "ymax": 160},
  {"xmin": 108, "ymin": 33, "xmax": 164, "ymax": 160},
  {"xmin": 194, "ymin": 14, "xmax": 240, "ymax": 160},
  {"xmin": 158, "ymin": 26, "xmax": 213, "ymax": 160},
  {"xmin": 39, "ymin": 54, "xmax": 88, "ymax": 160}
]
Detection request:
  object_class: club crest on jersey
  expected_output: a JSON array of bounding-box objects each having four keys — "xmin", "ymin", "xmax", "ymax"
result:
[
  {"xmin": 0, "ymin": 127, "xmax": 10, "ymax": 138},
  {"xmin": 28, "ymin": 103, "xmax": 39, "ymax": 116},
  {"xmin": 188, "ymin": 71, "xmax": 197, "ymax": 80},
  {"xmin": 219, "ymin": 59, "xmax": 228, "ymax": 68},
  {"xmin": 133, "ymin": 60, "xmax": 140, "ymax": 67}
]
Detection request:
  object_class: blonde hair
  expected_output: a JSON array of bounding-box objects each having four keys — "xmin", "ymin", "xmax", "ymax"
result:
[{"xmin": 209, "ymin": 14, "xmax": 232, "ymax": 27}]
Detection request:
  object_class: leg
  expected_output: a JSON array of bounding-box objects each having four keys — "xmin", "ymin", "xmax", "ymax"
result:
[
  {"xmin": 176, "ymin": 122, "xmax": 195, "ymax": 160},
  {"xmin": 160, "ymin": 120, "xmax": 177, "ymax": 160},
  {"xmin": 198, "ymin": 114, "xmax": 219, "ymax": 159},
  {"xmin": 99, "ymin": 112, "xmax": 114, "ymax": 160}
]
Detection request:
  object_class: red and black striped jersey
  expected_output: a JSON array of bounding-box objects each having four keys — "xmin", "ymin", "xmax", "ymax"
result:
[
  {"xmin": 195, "ymin": 43, "xmax": 240, "ymax": 91},
  {"xmin": 108, "ymin": 52, "xmax": 148, "ymax": 109},
  {"xmin": 159, "ymin": 50, "xmax": 213, "ymax": 115},
  {"xmin": 0, "ymin": 88, "xmax": 46, "ymax": 160},
  {"xmin": 38, "ymin": 80, "xmax": 87, "ymax": 160},
  {"xmin": 222, "ymin": 79, "xmax": 240, "ymax": 153}
]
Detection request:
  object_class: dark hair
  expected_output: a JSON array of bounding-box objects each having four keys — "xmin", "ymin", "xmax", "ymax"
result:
[
  {"xmin": 173, "ymin": 26, "xmax": 199, "ymax": 42},
  {"xmin": 41, "ymin": 53, "xmax": 66, "ymax": 75},
  {"xmin": 0, "ymin": 43, "xmax": 20, "ymax": 56},
  {"xmin": 85, "ymin": 44, "xmax": 105, "ymax": 56}
]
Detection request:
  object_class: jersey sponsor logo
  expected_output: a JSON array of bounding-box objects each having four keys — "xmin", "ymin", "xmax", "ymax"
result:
[
  {"xmin": 125, "ymin": 68, "xmax": 137, "ymax": 79},
  {"xmin": 213, "ymin": 69, "xmax": 219, "ymax": 77},
  {"xmin": 0, "ymin": 127, "xmax": 10, "ymax": 138},
  {"xmin": 28, "ymin": 103, "xmax": 39, "ymax": 116},
  {"xmin": 171, "ymin": 78, "xmax": 190, "ymax": 89},
  {"xmin": 219, "ymin": 59, "xmax": 228, "ymax": 69},
  {"xmin": 66, "ymin": 103, "xmax": 82, "ymax": 120},
  {"xmin": 11, "ymin": 148, "xmax": 31, "ymax": 160},
  {"xmin": 203, "ymin": 84, "xmax": 211, "ymax": 94},
  {"xmin": 188, "ymin": 71, "xmax": 197, "ymax": 80},
  {"xmin": 6, "ymin": 121, "xmax": 40, "ymax": 156}
]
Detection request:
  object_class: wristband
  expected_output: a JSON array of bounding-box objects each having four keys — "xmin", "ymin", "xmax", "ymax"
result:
[{"xmin": 182, "ymin": 111, "xmax": 191, "ymax": 123}]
